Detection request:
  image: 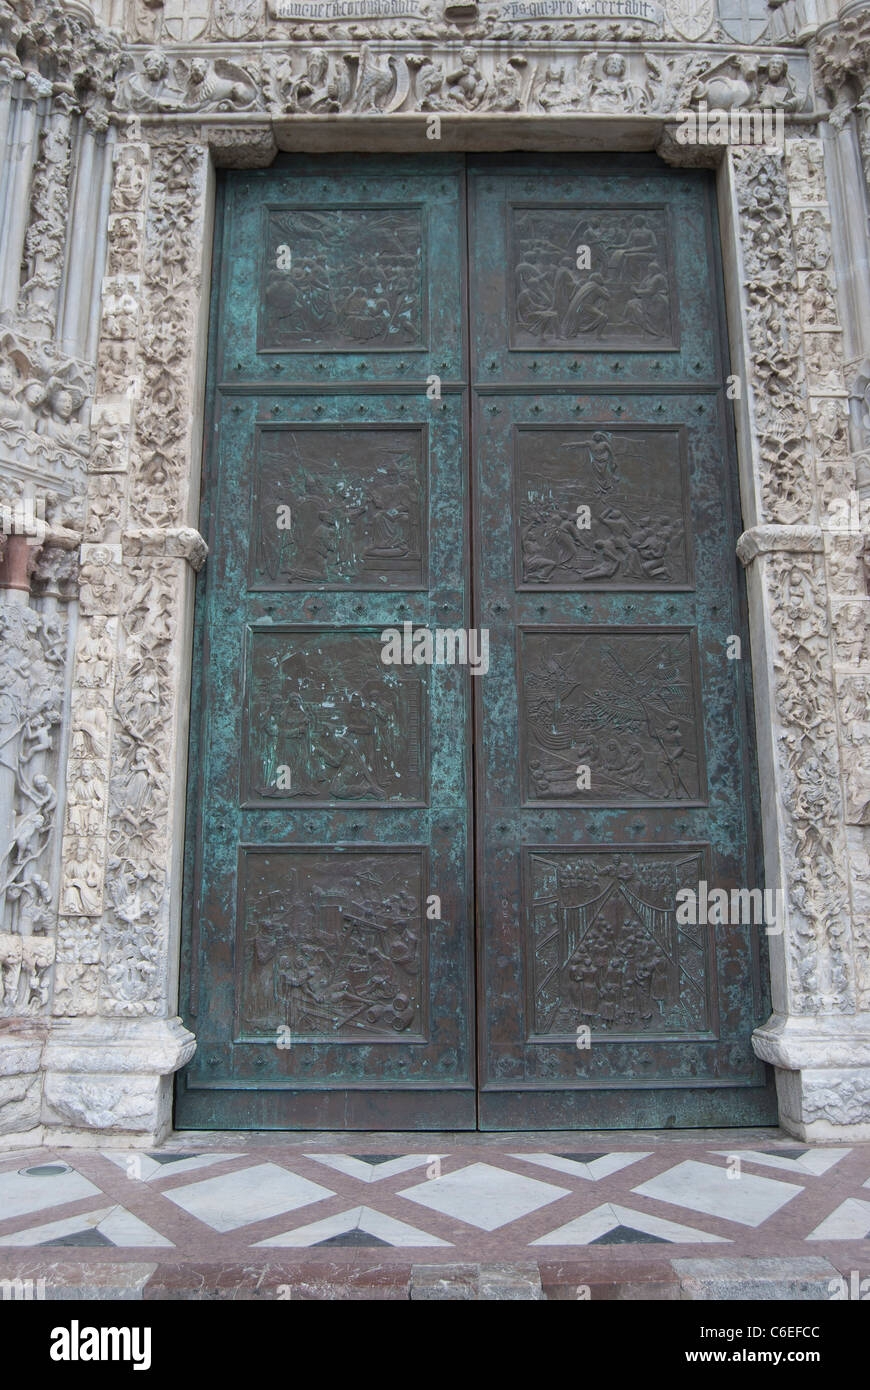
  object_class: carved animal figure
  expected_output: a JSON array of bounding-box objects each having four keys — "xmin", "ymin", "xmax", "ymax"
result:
[{"xmin": 348, "ymin": 45, "xmax": 410, "ymax": 114}]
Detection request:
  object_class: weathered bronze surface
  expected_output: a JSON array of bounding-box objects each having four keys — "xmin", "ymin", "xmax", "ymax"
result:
[
  {"xmin": 177, "ymin": 155, "xmax": 775, "ymax": 1132},
  {"xmin": 510, "ymin": 203, "xmax": 678, "ymax": 350},
  {"xmin": 470, "ymin": 157, "xmax": 773, "ymax": 1129},
  {"xmin": 260, "ymin": 206, "xmax": 425, "ymax": 352},
  {"xmin": 251, "ymin": 425, "xmax": 426, "ymax": 591},
  {"xmin": 238, "ymin": 847, "xmax": 426, "ymax": 1041},
  {"xmin": 515, "ymin": 425, "xmax": 692, "ymax": 590}
]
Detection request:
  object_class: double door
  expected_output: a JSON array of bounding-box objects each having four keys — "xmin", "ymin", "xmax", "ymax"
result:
[{"xmin": 176, "ymin": 155, "xmax": 775, "ymax": 1130}]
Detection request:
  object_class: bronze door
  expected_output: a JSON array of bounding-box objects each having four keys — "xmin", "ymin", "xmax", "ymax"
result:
[
  {"xmin": 177, "ymin": 154, "xmax": 776, "ymax": 1131},
  {"xmin": 177, "ymin": 157, "xmax": 476, "ymax": 1129},
  {"xmin": 469, "ymin": 157, "xmax": 775, "ymax": 1128}
]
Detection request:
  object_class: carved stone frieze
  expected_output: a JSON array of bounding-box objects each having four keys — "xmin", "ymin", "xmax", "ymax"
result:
[
  {"xmin": 18, "ymin": 101, "xmax": 73, "ymax": 337},
  {"xmin": 732, "ymin": 146, "xmax": 811, "ymax": 525},
  {"xmin": 79, "ymin": 135, "xmax": 211, "ymax": 1019},
  {"xmin": 765, "ymin": 550, "xmax": 853, "ymax": 1014},
  {"xmin": 127, "ymin": 0, "xmax": 742, "ymax": 46},
  {"xmin": 118, "ymin": 47, "xmax": 262, "ymax": 112},
  {"xmin": 0, "ymin": 600, "xmax": 66, "ymax": 974},
  {"xmin": 103, "ymin": 555, "xmax": 178, "ymax": 1015},
  {"xmin": 110, "ymin": 41, "xmax": 817, "ymax": 121}
]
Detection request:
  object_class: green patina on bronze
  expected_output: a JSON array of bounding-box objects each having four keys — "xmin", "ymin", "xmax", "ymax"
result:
[{"xmin": 177, "ymin": 155, "xmax": 775, "ymax": 1131}]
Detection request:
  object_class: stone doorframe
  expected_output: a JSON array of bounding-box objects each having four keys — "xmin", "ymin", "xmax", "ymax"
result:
[{"xmin": 2, "ymin": 8, "xmax": 870, "ymax": 1147}]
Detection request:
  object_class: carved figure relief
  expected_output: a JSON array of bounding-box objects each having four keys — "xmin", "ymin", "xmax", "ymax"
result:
[
  {"xmin": 516, "ymin": 427, "xmax": 690, "ymax": 589},
  {"xmin": 261, "ymin": 207, "xmax": 424, "ymax": 351},
  {"xmin": 246, "ymin": 630, "xmax": 426, "ymax": 804},
  {"xmin": 239, "ymin": 849, "xmax": 424, "ymax": 1039},
  {"xmin": 510, "ymin": 206, "xmax": 676, "ymax": 350},
  {"xmin": 119, "ymin": 48, "xmax": 260, "ymax": 112},
  {"xmin": 253, "ymin": 427, "xmax": 425, "ymax": 589},
  {"xmin": 799, "ymin": 271, "xmax": 839, "ymax": 330},
  {"xmin": 271, "ymin": 46, "xmax": 341, "ymax": 113},
  {"xmin": 0, "ymin": 933, "xmax": 54, "ymax": 1014},
  {"xmin": 520, "ymin": 628, "xmax": 704, "ymax": 804},
  {"xmin": 690, "ymin": 54, "xmax": 798, "ymax": 111},
  {"xmin": 0, "ymin": 604, "xmax": 64, "ymax": 952},
  {"xmin": 733, "ymin": 148, "xmax": 810, "ymax": 525},
  {"xmin": 527, "ymin": 848, "xmax": 710, "ymax": 1036},
  {"xmin": 0, "ymin": 330, "xmax": 91, "ymax": 464}
]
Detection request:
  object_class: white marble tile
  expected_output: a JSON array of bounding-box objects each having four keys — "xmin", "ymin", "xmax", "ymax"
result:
[
  {"xmin": 398, "ymin": 1162, "xmax": 570, "ymax": 1231},
  {"xmin": 255, "ymin": 1205, "xmax": 451, "ymax": 1248},
  {"xmin": 509, "ymin": 1151, "xmax": 652, "ymax": 1181},
  {"xmin": 163, "ymin": 1162, "xmax": 334, "ymax": 1233},
  {"xmin": 532, "ymin": 1202, "xmax": 730, "ymax": 1246},
  {"xmin": 807, "ymin": 1198, "xmax": 870, "ymax": 1241},
  {"xmin": 633, "ymin": 1160, "xmax": 803, "ymax": 1228},
  {"xmin": 0, "ymin": 1204, "xmax": 173, "ymax": 1248},
  {"xmin": 712, "ymin": 1148, "xmax": 851, "ymax": 1177},
  {"xmin": 305, "ymin": 1154, "xmax": 441, "ymax": 1183},
  {"xmin": 101, "ymin": 1151, "xmax": 245, "ymax": 1182},
  {"xmin": 0, "ymin": 1164, "xmax": 100, "ymax": 1222}
]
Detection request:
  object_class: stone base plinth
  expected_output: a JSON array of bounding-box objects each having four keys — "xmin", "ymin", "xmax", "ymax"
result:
[
  {"xmin": 40, "ymin": 1017, "xmax": 195, "ymax": 1146},
  {"xmin": 753, "ymin": 1013, "xmax": 870, "ymax": 1140}
]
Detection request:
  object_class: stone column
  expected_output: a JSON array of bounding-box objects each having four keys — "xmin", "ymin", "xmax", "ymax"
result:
[
  {"xmin": 721, "ymin": 142, "xmax": 870, "ymax": 1138},
  {"xmin": 42, "ymin": 136, "xmax": 212, "ymax": 1142},
  {"xmin": 0, "ymin": 73, "xmax": 52, "ymax": 318},
  {"xmin": 0, "ymin": 524, "xmax": 76, "ymax": 1140}
]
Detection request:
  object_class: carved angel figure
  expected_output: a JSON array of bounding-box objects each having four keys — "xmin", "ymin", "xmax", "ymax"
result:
[{"xmin": 35, "ymin": 380, "xmax": 88, "ymax": 452}]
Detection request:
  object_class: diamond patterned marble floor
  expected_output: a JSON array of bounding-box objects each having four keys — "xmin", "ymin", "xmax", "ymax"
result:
[{"xmin": 0, "ymin": 1132, "xmax": 867, "ymax": 1296}]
